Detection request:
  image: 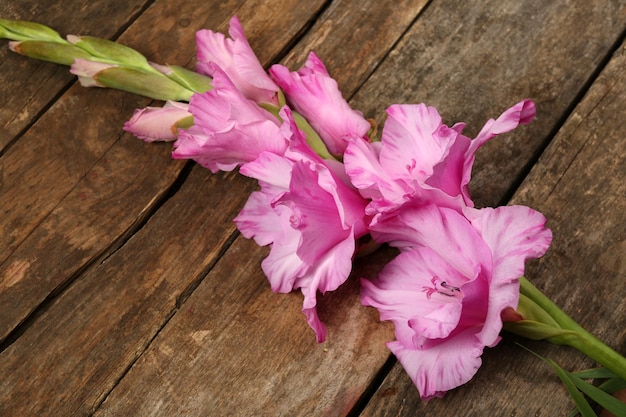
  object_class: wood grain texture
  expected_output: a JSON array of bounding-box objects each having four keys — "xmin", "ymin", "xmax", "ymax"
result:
[
  {"xmin": 93, "ymin": 238, "xmax": 395, "ymax": 417},
  {"xmin": 0, "ymin": 0, "xmax": 151, "ymax": 151},
  {"xmin": 279, "ymin": 0, "xmax": 430, "ymax": 96},
  {"xmin": 0, "ymin": 166, "xmax": 258, "ymax": 416},
  {"xmin": 361, "ymin": 32, "xmax": 626, "ymax": 417}
]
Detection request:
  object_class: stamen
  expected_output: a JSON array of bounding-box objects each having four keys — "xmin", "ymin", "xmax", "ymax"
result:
[{"xmin": 422, "ymin": 276, "xmax": 462, "ymax": 300}]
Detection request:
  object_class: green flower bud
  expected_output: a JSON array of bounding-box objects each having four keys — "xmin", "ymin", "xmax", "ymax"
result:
[
  {"xmin": 0, "ymin": 19, "xmax": 65, "ymax": 43},
  {"xmin": 94, "ymin": 66, "xmax": 194, "ymax": 102},
  {"xmin": 9, "ymin": 40, "xmax": 92, "ymax": 66},
  {"xmin": 67, "ymin": 35, "xmax": 154, "ymax": 71}
]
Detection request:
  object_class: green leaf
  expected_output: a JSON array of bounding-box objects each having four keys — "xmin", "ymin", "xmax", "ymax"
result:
[
  {"xmin": 545, "ymin": 358, "xmax": 598, "ymax": 417},
  {"xmin": 516, "ymin": 344, "xmax": 597, "ymax": 417},
  {"xmin": 574, "ymin": 367, "xmax": 620, "ymax": 380},
  {"xmin": 503, "ymin": 319, "xmax": 576, "ymax": 340},
  {"xmin": 569, "ymin": 372, "xmax": 626, "ymax": 417},
  {"xmin": 598, "ymin": 378, "xmax": 626, "ymax": 396}
]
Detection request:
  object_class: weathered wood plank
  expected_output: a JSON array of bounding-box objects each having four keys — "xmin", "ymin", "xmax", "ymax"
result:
[
  {"xmin": 279, "ymin": 0, "xmax": 430, "ymax": 96},
  {"xmin": 350, "ymin": 0, "xmax": 626, "ymax": 208},
  {"xmin": 361, "ymin": 33, "xmax": 626, "ymax": 417},
  {"xmin": 0, "ymin": 0, "xmax": 152, "ymax": 151},
  {"xmin": 0, "ymin": 0, "xmax": 328, "ymax": 343},
  {"xmin": 94, "ymin": 236, "xmax": 395, "ymax": 417},
  {"xmin": 0, "ymin": 84, "xmax": 183, "ymax": 343},
  {"xmin": 0, "ymin": 166, "xmax": 258, "ymax": 416}
]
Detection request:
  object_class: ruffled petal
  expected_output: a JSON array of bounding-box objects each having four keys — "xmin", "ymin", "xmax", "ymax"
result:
[
  {"xmin": 469, "ymin": 99, "xmax": 536, "ymax": 154},
  {"xmin": 270, "ymin": 52, "xmax": 370, "ymax": 155},
  {"xmin": 465, "ymin": 205, "xmax": 552, "ymax": 345},
  {"xmin": 173, "ymin": 119, "xmax": 286, "ymax": 172},
  {"xmin": 388, "ymin": 328, "xmax": 484, "ymax": 399},
  {"xmin": 379, "ymin": 104, "xmax": 456, "ymax": 182},
  {"xmin": 298, "ymin": 230, "xmax": 356, "ymax": 342},
  {"xmin": 371, "ymin": 205, "xmax": 492, "ymax": 279},
  {"xmin": 195, "ymin": 16, "xmax": 278, "ymax": 104},
  {"xmin": 467, "ymin": 205, "xmax": 552, "ymax": 283},
  {"xmin": 233, "ymin": 190, "xmax": 283, "ymax": 246}
]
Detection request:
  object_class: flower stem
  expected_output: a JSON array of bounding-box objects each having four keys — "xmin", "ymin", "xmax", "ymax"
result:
[{"xmin": 519, "ymin": 276, "xmax": 626, "ymax": 381}]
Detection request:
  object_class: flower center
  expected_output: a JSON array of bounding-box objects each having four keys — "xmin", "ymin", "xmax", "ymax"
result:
[{"xmin": 422, "ymin": 276, "xmax": 462, "ymax": 300}]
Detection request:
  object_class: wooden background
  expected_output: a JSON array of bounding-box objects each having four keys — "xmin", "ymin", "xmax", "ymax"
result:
[{"xmin": 0, "ymin": 0, "xmax": 625, "ymax": 415}]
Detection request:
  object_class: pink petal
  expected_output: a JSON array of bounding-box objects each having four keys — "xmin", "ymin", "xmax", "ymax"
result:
[
  {"xmin": 172, "ymin": 67, "xmax": 286, "ymax": 172},
  {"xmin": 191, "ymin": 65, "xmax": 279, "ymax": 129},
  {"xmin": 371, "ymin": 205, "xmax": 492, "ymax": 278},
  {"xmin": 270, "ymin": 52, "xmax": 370, "ymax": 155},
  {"xmin": 361, "ymin": 246, "xmax": 470, "ymax": 345},
  {"xmin": 173, "ymin": 119, "xmax": 286, "ymax": 172},
  {"xmin": 70, "ymin": 58, "xmax": 114, "ymax": 87},
  {"xmin": 123, "ymin": 101, "xmax": 191, "ymax": 142},
  {"xmin": 195, "ymin": 16, "xmax": 278, "ymax": 104},
  {"xmin": 388, "ymin": 328, "xmax": 484, "ymax": 399},
  {"xmin": 461, "ymin": 100, "xmax": 536, "ymax": 195},
  {"xmin": 298, "ymin": 230, "xmax": 356, "ymax": 343},
  {"xmin": 379, "ymin": 104, "xmax": 456, "ymax": 181},
  {"xmin": 239, "ymin": 151, "xmax": 293, "ymax": 192},
  {"xmin": 344, "ymin": 138, "xmax": 411, "ymax": 205},
  {"xmin": 465, "ymin": 205, "xmax": 552, "ymax": 345},
  {"xmin": 470, "ymin": 99, "xmax": 536, "ymax": 154}
]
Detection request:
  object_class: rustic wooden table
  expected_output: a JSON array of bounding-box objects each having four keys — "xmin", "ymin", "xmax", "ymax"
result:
[{"xmin": 1, "ymin": 1, "xmax": 625, "ymax": 416}]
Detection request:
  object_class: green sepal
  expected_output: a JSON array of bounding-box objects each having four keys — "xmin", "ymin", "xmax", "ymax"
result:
[
  {"xmin": 94, "ymin": 67, "xmax": 193, "ymax": 101},
  {"xmin": 163, "ymin": 65, "xmax": 213, "ymax": 93},
  {"xmin": 173, "ymin": 115, "xmax": 195, "ymax": 130},
  {"xmin": 504, "ymin": 319, "xmax": 577, "ymax": 341},
  {"xmin": 259, "ymin": 102, "xmax": 337, "ymax": 161},
  {"xmin": 10, "ymin": 40, "xmax": 93, "ymax": 66},
  {"xmin": 515, "ymin": 292, "xmax": 562, "ymax": 328}
]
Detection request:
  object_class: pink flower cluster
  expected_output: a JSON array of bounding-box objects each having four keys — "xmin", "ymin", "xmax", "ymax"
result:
[{"xmin": 124, "ymin": 17, "xmax": 552, "ymax": 399}]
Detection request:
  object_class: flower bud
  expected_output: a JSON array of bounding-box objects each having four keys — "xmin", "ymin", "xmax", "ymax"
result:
[
  {"xmin": 67, "ymin": 35, "xmax": 154, "ymax": 71},
  {"xmin": 70, "ymin": 60, "xmax": 193, "ymax": 101},
  {"xmin": 0, "ymin": 18, "xmax": 65, "ymax": 43},
  {"xmin": 123, "ymin": 101, "xmax": 192, "ymax": 142},
  {"xmin": 9, "ymin": 40, "xmax": 93, "ymax": 66}
]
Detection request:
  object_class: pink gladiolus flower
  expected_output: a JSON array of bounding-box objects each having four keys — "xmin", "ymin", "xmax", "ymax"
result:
[
  {"xmin": 344, "ymin": 100, "xmax": 535, "ymax": 215},
  {"xmin": 196, "ymin": 16, "xmax": 279, "ymax": 105},
  {"xmin": 123, "ymin": 101, "xmax": 191, "ymax": 142},
  {"xmin": 269, "ymin": 52, "xmax": 371, "ymax": 156},
  {"xmin": 361, "ymin": 204, "xmax": 552, "ymax": 398},
  {"xmin": 234, "ymin": 108, "xmax": 369, "ymax": 342},
  {"xmin": 172, "ymin": 65, "xmax": 286, "ymax": 172}
]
